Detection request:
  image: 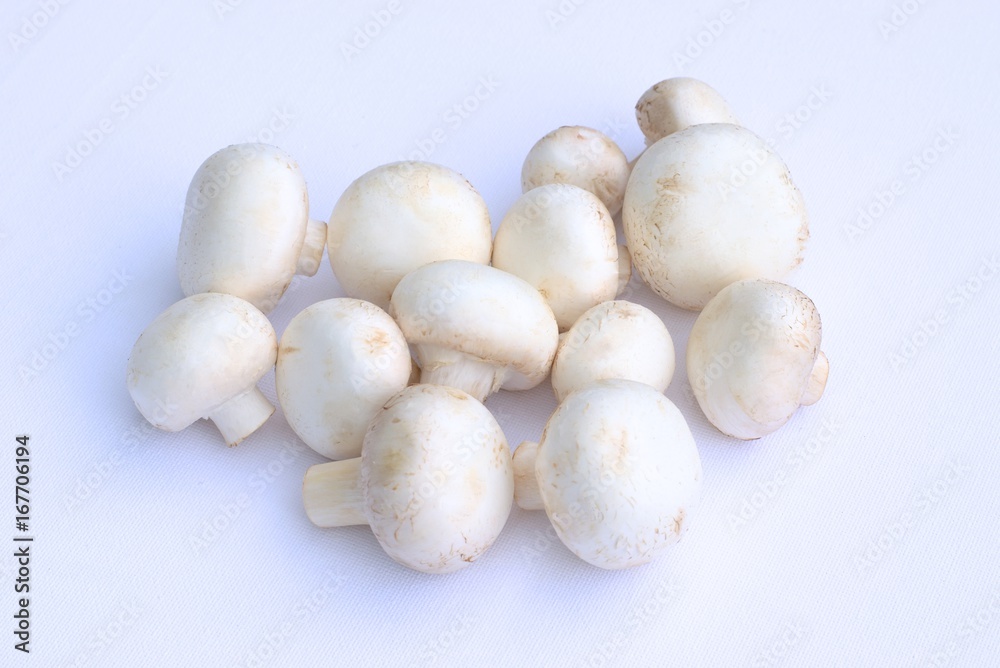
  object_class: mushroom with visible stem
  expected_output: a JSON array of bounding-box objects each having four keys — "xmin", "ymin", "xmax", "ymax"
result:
[
  {"xmin": 126, "ymin": 293, "xmax": 277, "ymax": 446},
  {"xmin": 177, "ymin": 143, "xmax": 327, "ymax": 314},
  {"xmin": 302, "ymin": 384, "xmax": 513, "ymax": 574},
  {"xmin": 275, "ymin": 298, "xmax": 411, "ymax": 460},
  {"xmin": 624, "ymin": 123, "xmax": 809, "ymax": 310},
  {"xmin": 635, "ymin": 77, "xmax": 739, "ymax": 146},
  {"xmin": 326, "ymin": 161, "xmax": 493, "ymax": 310},
  {"xmin": 521, "ymin": 126, "xmax": 631, "ymax": 216},
  {"xmin": 686, "ymin": 279, "xmax": 828, "ymax": 439},
  {"xmin": 492, "ymin": 184, "xmax": 630, "ymax": 332},
  {"xmin": 512, "ymin": 379, "xmax": 702, "ymax": 569},
  {"xmin": 389, "ymin": 260, "xmax": 559, "ymax": 401},
  {"xmin": 551, "ymin": 300, "xmax": 675, "ymax": 402}
]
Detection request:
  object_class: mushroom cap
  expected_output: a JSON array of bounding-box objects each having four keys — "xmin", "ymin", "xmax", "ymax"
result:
[
  {"xmin": 492, "ymin": 185, "xmax": 621, "ymax": 331},
  {"xmin": 126, "ymin": 293, "xmax": 277, "ymax": 431},
  {"xmin": 635, "ymin": 77, "xmax": 739, "ymax": 144},
  {"xmin": 623, "ymin": 123, "xmax": 809, "ymax": 310},
  {"xmin": 390, "ymin": 260, "xmax": 559, "ymax": 390},
  {"xmin": 178, "ymin": 143, "xmax": 311, "ymax": 313},
  {"xmin": 326, "ymin": 161, "xmax": 493, "ymax": 310},
  {"xmin": 535, "ymin": 379, "xmax": 702, "ymax": 570},
  {"xmin": 521, "ymin": 126, "xmax": 630, "ymax": 215},
  {"xmin": 551, "ymin": 300, "xmax": 675, "ymax": 402},
  {"xmin": 687, "ymin": 279, "xmax": 823, "ymax": 439},
  {"xmin": 275, "ymin": 299, "xmax": 411, "ymax": 460},
  {"xmin": 361, "ymin": 384, "xmax": 513, "ymax": 573}
]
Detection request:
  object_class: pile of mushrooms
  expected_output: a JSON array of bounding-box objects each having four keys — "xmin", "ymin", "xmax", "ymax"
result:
[{"xmin": 125, "ymin": 76, "xmax": 829, "ymax": 574}]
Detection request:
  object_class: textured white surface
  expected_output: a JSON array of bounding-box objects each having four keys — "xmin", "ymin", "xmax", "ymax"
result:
[{"xmin": 2, "ymin": 1, "xmax": 998, "ymax": 666}]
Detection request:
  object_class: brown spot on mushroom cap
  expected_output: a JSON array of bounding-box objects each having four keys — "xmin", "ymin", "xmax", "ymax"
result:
[
  {"xmin": 363, "ymin": 327, "xmax": 391, "ymax": 354},
  {"xmin": 672, "ymin": 508, "xmax": 686, "ymax": 535},
  {"xmin": 655, "ymin": 172, "xmax": 686, "ymax": 197}
]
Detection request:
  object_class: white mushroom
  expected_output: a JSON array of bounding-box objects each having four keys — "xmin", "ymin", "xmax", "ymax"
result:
[
  {"xmin": 492, "ymin": 184, "xmax": 630, "ymax": 331},
  {"xmin": 302, "ymin": 384, "xmax": 513, "ymax": 574},
  {"xmin": 275, "ymin": 298, "xmax": 411, "ymax": 460},
  {"xmin": 326, "ymin": 161, "xmax": 492, "ymax": 310},
  {"xmin": 126, "ymin": 293, "xmax": 277, "ymax": 446},
  {"xmin": 389, "ymin": 260, "xmax": 559, "ymax": 401},
  {"xmin": 551, "ymin": 300, "xmax": 674, "ymax": 402},
  {"xmin": 521, "ymin": 126, "xmax": 631, "ymax": 215},
  {"xmin": 687, "ymin": 279, "xmax": 828, "ymax": 439},
  {"xmin": 512, "ymin": 379, "xmax": 702, "ymax": 570},
  {"xmin": 635, "ymin": 77, "xmax": 739, "ymax": 145},
  {"xmin": 624, "ymin": 123, "xmax": 809, "ymax": 310},
  {"xmin": 177, "ymin": 143, "xmax": 327, "ymax": 313}
]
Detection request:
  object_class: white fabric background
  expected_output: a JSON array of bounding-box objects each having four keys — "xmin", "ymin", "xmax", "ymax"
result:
[{"xmin": 2, "ymin": 1, "xmax": 998, "ymax": 666}]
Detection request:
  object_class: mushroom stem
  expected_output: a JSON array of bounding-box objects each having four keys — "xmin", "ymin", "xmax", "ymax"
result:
[
  {"xmin": 512, "ymin": 441, "xmax": 544, "ymax": 511},
  {"xmin": 406, "ymin": 360, "xmax": 421, "ymax": 386},
  {"xmin": 617, "ymin": 245, "xmax": 632, "ymax": 295},
  {"xmin": 303, "ymin": 458, "xmax": 367, "ymax": 528},
  {"xmin": 414, "ymin": 344, "xmax": 503, "ymax": 402},
  {"xmin": 207, "ymin": 386, "xmax": 275, "ymax": 447},
  {"xmin": 296, "ymin": 218, "xmax": 328, "ymax": 277},
  {"xmin": 801, "ymin": 351, "xmax": 829, "ymax": 407}
]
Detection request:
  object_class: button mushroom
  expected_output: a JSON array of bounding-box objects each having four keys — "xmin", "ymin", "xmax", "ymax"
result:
[
  {"xmin": 177, "ymin": 143, "xmax": 327, "ymax": 313},
  {"xmin": 275, "ymin": 298, "xmax": 411, "ymax": 460},
  {"xmin": 491, "ymin": 184, "xmax": 630, "ymax": 331},
  {"xmin": 550, "ymin": 300, "xmax": 675, "ymax": 402},
  {"xmin": 686, "ymin": 279, "xmax": 828, "ymax": 439},
  {"xmin": 635, "ymin": 77, "xmax": 739, "ymax": 145},
  {"xmin": 126, "ymin": 293, "xmax": 277, "ymax": 446},
  {"xmin": 389, "ymin": 260, "xmax": 559, "ymax": 401},
  {"xmin": 326, "ymin": 161, "xmax": 493, "ymax": 310},
  {"xmin": 624, "ymin": 123, "xmax": 809, "ymax": 310},
  {"xmin": 520, "ymin": 126, "xmax": 631, "ymax": 216},
  {"xmin": 512, "ymin": 379, "xmax": 702, "ymax": 569},
  {"xmin": 302, "ymin": 384, "xmax": 514, "ymax": 574}
]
